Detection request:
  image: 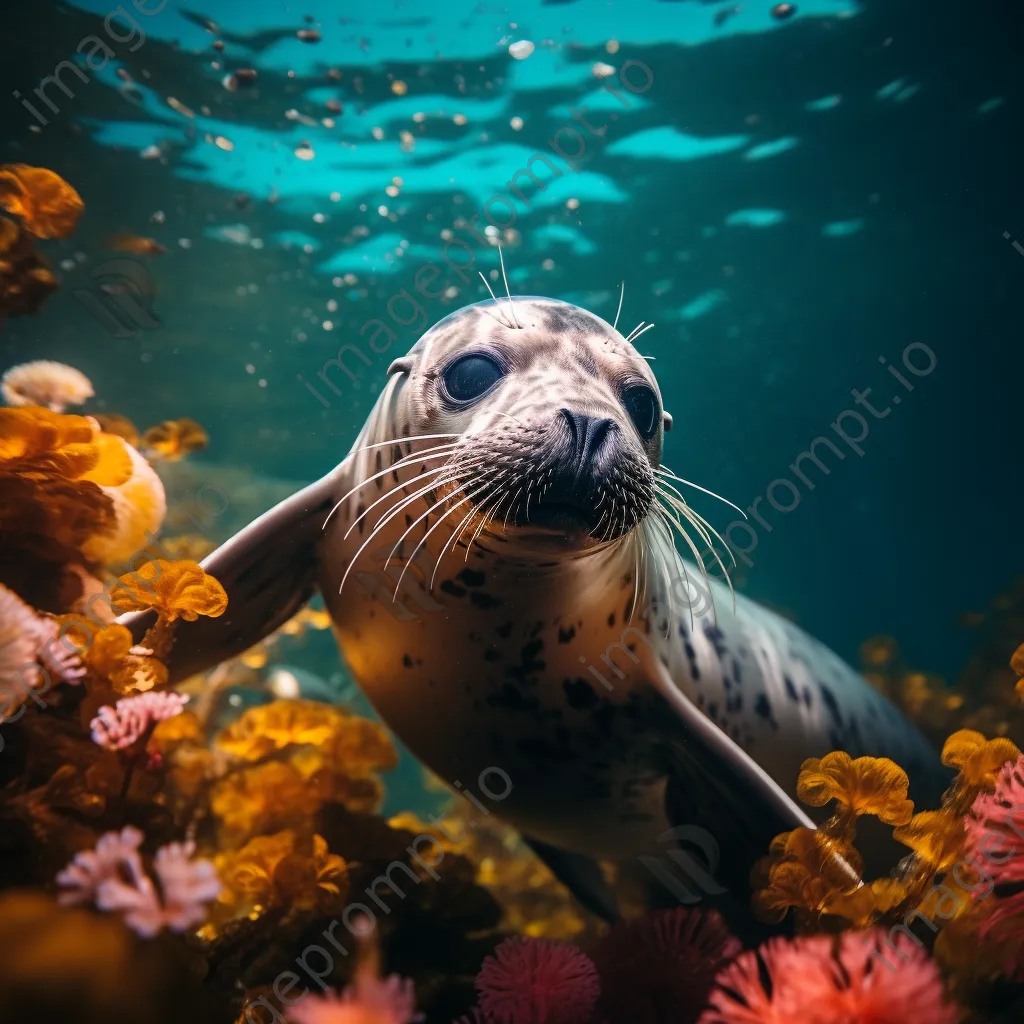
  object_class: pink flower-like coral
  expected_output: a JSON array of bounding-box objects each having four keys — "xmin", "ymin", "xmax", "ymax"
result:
[
  {"xmin": 965, "ymin": 753, "xmax": 1024, "ymax": 979},
  {"xmin": 56, "ymin": 828, "xmax": 220, "ymax": 938},
  {"xmin": 475, "ymin": 936, "xmax": 600, "ymax": 1024},
  {"xmin": 288, "ymin": 963, "xmax": 419, "ymax": 1024},
  {"xmin": 699, "ymin": 929, "xmax": 958, "ymax": 1024},
  {"xmin": 56, "ymin": 825, "xmax": 146, "ymax": 906},
  {"xmin": 90, "ymin": 690, "xmax": 189, "ymax": 750}
]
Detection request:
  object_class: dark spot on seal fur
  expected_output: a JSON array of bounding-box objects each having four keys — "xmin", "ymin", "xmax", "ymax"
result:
[
  {"xmin": 457, "ymin": 568, "xmax": 485, "ymax": 588},
  {"xmin": 784, "ymin": 675, "xmax": 799, "ymax": 701},
  {"xmin": 470, "ymin": 591, "xmax": 502, "ymax": 610},
  {"xmin": 543, "ymin": 305, "xmax": 607, "ymax": 338},
  {"xmin": 440, "ymin": 580, "xmax": 466, "ymax": 598},
  {"xmin": 558, "ymin": 625, "xmax": 576, "ymax": 644},
  {"xmin": 487, "ymin": 684, "xmax": 539, "ymax": 713},
  {"xmin": 484, "ymin": 648, "xmax": 501, "ymax": 662},
  {"xmin": 563, "ymin": 678, "xmax": 599, "ymax": 710},
  {"xmin": 819, "ymin": 684, "xmax": 842, "ymax": 726},
  {"xmin": 402, "ymin": 654, "xmax": 413, "ymax": 668},
  {"xmin": 496, "ymin": 621, "xmax": 513, "ymax": 638},
  {"xmin": 754, "ymin": 692, "xmax": 778, "ymax": 730}
]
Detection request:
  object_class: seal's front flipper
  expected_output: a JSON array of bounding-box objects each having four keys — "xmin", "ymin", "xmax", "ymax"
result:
[
  {"xmin": 648, "ymin": 663, "xmax": 861, "ymax": 908},
  {"xmin": 119, "ymin": 476, "xmax": 338, "ymax": 682},
  {"xmin": 522, "ymin": 836, "xmax": 620, "ymax": 923}
]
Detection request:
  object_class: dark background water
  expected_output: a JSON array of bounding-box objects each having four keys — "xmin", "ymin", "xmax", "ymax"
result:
[{"xmin": 1, "ymin": 0, "xmax": 1021, "ymax": 686}]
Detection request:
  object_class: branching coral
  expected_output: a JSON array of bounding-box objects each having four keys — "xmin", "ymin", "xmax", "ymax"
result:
[{"xmin": 56, "ymin": 826, "xmax": 220, "ymax": 938}]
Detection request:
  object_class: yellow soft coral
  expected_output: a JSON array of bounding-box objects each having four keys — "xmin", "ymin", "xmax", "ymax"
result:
[
  {"xmin": 0, "ymin": 165, "xmax": 84, "ymax": 239},
  {"xmin": 797, "ymin": 752, "xmax": 914, "ymax": 826},
  {"xmin": 216, "ymin": 831, "xmax": 347, "ymax": 917},
  {"xmin": 0, "ymin": 406, "xmax": 166, "ymax": 567},
  {"xmin": 141, "ymin": 418, "xmax": 209, "ymax": 462},
  {"xmin": 109, "ymin": 560, "xmax": 227, "ymax": 622},
  {"xmin": 942, "ymin": 730, "xmax": 1022, "ymax": 792}
]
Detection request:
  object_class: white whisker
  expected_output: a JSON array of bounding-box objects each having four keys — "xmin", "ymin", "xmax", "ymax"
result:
[
  {"xmin": 613, "ymin": 280, "xmax": 625, "ymax": 331},
  {"xmin": 478, "ymin": 271, "xmax": 514, "ymax": 329},
  {"xmin": 657, "ymin": 466, "xmax": 748, "ymax": 520},
  {"xmin": 498, "ymin": 245, "xmax": 520, "ymax": 329}
]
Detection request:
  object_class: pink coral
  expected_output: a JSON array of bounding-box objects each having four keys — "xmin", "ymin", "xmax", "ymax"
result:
[
  {"xmin": 476, "ymin": 937, "xmax": 600, "ymax": 1024},
  {"xmin": 592, "ymin": 908, "xmax": 740, "ymax": 1024},
  {"xmin": 699, "ymin": 930, "xmax": 958, "ymax": 1024},
  {"xmin": 965, "ymin": 753, "xmax": 1024, "ymax": 979},
  {"xmin": 55, "ymin": 825, "xmax": 146, "ymax": 906},
  {"xmin": 90, "ymin": 691, "xmax": 189, "ymax": 750},
  {"xmin": 56, "ymin": 829, "xmax": 220, "ymax": 938},
  {"xmin": 288, "ymin": 967, "xmax": 419, "ymax": 1024}
]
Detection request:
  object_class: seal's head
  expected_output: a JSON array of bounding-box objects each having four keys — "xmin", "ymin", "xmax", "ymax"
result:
[{"xmin": 388, "ymin": 297, "xmax": 670, "ymax": 553}]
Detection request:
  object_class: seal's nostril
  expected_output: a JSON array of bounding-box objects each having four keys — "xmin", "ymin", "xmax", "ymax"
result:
[{"xmin": 561, "ymin": 409, "xmax": 616, "ymax": 469}]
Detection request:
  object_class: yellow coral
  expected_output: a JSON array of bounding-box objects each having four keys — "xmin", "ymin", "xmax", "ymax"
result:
[
  {"xmin": 216, "ymin": 831, "xmax": 347, "ymax": 915},
  {"xmin": 210, "ymin": 762, "xmax": 315, "ymax": 841},
  {"xmin": 56, "ymin": 620, "xmax": 168, "ymax": 695},
  {"xmin": 797, "ymin": 752, "xmax": 914, "ymax": 825},
  {"xmin": 0, "ymin": 165, "xmax": 84, "ymax": 239},
  {"xmin": 941, "ymin": 730, "xmax": 1021, "ymax": 791},
  {"xmin": 109, "ymin": 560, "xmax": 227, "ymax": 622},
  {"xmin": 893, "ymin": 810, "xmax": 966, "ymax": 873},
  {"xmin": 141, "ymin": 418, "xmax": 209, "ymax": 462}
]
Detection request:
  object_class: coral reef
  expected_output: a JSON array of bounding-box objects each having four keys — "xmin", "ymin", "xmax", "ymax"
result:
[{"xmin": 1, "ymin": 337, "xmax": 1023, "ymax": 1020}]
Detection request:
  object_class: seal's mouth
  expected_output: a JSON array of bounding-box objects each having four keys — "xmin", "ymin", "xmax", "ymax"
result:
[{"xmin": 519, "ymin": 500, "xmax": 599, "ymax": 535}]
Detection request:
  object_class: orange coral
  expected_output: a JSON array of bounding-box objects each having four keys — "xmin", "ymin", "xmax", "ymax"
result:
[
  {"xmin": 141, "ymin": 419, "xmax": 209, "ymax": 462},
  {"xmin": 93, "ymin": 414, "xmax": 140, "ymax": 449},
  {"xmin": 109, "ymin": 559, "xmax": 227, "ymax": 622},
  {"xmin": 942, "ymin": 730, "xmax": 1021, "ymax": 792},
  {"xmin": 0, "ymin": 405, "xmax": 166, "ymax": 570},
  {"xmin": 215, "ymin": 831, "xmax": 347, "ymax": 917},
  {"xmin": 56, "ymin": 619, "xmax": 168, "ymax": 695},
  {"xmin": 797, "ymin": 752, "xmax": 914, "ymax": 826},
  {"xmin": 0, "ymin": 217, "xmax": 58, "ymax": 319},
  {"xmin": 0, "ymin": 165, "xmax": 84, "ymax": 239}
]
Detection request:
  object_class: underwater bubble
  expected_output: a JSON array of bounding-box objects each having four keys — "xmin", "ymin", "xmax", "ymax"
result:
[
  {"xmin": 510, "ymin": 116, "xmax": 524, "ymax": 130},
  {"xmin": 606, "ymin": 40, "xmax": 620, "ymax": 54},
  {"xmin": 509, "ymin": 40, "xmax": 535, "ymax": 60},
  {"xmin": 391, "ymin": 80, "xmax": 408, "ymax": 96}
]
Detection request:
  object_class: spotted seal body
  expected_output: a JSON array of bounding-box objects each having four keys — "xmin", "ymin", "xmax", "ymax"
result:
[{"xmin": 136, "ymin": 297, "xmax": 941, "ymax": 914}]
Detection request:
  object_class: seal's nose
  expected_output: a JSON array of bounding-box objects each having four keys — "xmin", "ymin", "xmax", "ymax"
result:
[{"xmin": 560, "ymin": 409, "xmax": 616, "ymax": 473}]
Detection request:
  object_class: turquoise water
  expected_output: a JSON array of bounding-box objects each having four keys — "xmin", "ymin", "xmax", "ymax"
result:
[{"xmin": 2, "ymin": 0, "xmax": 1020, "ymax": 687}]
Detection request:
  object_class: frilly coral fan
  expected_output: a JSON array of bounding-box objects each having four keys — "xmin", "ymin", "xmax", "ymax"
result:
[
  {"xmin": 475, "ymin": 936, "xmax": 600, "ymax": 1024},
  {"xmin": 591, "ymin": 908, "xmax": 741, "ymax": 1024},
  {"xmin": 698, "ymin": 929, "xmax": 958, "ymax": 1024},
  {"xmin": 56, "ymin": 826, "xmax": 221, "ymax": 938},
  {"xmin": 2, "ymin": 359, "xmax": 94, "ymax": 412}
]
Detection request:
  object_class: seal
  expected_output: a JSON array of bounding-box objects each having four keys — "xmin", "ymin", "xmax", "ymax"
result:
[{"xmin": 126, "ymin": 296, "xmax": 942, "ymax": 919}]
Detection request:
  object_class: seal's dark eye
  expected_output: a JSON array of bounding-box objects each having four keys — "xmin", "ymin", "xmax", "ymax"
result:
[
  {"xmin": 623, "ymin": 384, "xmax": 659, "ymax": 440},
  {"xmin": 442, "ymin": 354, "xmax": 504, "ymax": 403}
]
